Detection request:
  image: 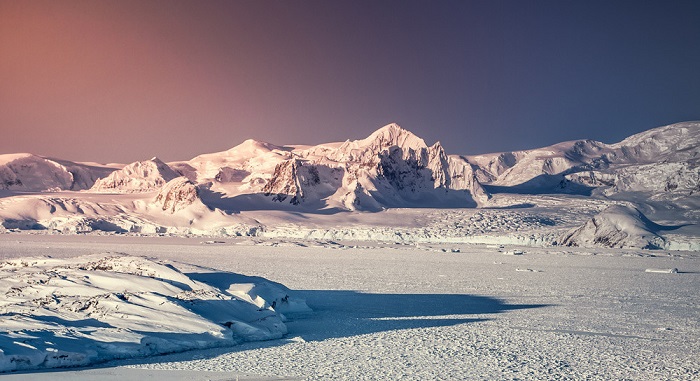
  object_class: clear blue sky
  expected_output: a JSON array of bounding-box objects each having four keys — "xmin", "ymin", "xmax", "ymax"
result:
[{"xmin": 1, "ymin": 0, "xmax": 699, "ymax": 162}]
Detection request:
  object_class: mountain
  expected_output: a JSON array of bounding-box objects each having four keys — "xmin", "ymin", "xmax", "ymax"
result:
[
  {"xmin": 90, "ymin": 157, "xmax": 180, "ymax": 193},
  {"xmin": 469, "ymin": 121, "xmax": 700, "ymax": 197},
  {"xmin": 252, "ymin": 124, "xmax": 489, "ymax": 210},
  {"xmin": 0, "ymin": 121, "xmax": 698, "ymax": 248},
  {"xmin": 174, "ymin": 123, "xmax": 488, "ymax": 211},
  {"xmin": 0, "ymin": 153, "xmax": 115, "ymax": 191}
]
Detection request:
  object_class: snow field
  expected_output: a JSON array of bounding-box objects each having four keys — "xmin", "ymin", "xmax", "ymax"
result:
[{"xmin": 0, "ymin": 235, "xmax": 698, "ymax": 380}]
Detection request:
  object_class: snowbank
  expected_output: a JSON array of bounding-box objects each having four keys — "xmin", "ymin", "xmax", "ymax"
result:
[{"xmin": 0, "ymin": 254, "xmax": 310, "ymax": 372}]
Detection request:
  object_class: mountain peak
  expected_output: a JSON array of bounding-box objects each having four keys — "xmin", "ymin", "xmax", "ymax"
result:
[{"xmin": 359, "ymin": 123, "xmax": 428, "ymax": 151}]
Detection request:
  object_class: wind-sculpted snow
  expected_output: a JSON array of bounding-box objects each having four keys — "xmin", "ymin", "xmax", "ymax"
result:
[
  {"xmin": 0, "ymin": 254, "xmax": 310, "ymax": 372},
  {"xmin": 0, "ymin": 192, "xmax": 262, "ymax": 236},
  {"xmin": 2, "ymin": 237, "xmax": 697, "ymax": 380}
]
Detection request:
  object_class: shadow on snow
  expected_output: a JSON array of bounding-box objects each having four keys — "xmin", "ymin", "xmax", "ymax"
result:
[
  {"xmin": 5, "ymin": 273, "xmax": 548, "ymax": 375},
  {"xmin": 287, "ymin": 290, "xmax": 547, "ymax": 341}
]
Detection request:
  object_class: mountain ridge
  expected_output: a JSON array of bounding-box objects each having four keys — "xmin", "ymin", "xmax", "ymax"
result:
[
  {"xmin": 0, "ymin": 121, "xmax": 698, "ymax": 249},
  {"xmin": 1, "ymin": 121, "xmax": 698, "ymax": 207}
]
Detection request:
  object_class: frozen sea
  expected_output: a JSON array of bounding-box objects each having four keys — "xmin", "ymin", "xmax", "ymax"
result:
[{"xmin": 1, "ymin": 234, "xmax": 698, "ymax": 380}]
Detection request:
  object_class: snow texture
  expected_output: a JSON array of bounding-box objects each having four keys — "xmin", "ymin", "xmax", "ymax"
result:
[
  {"xmin": 0, "ymin": 236, "xmax": 697, "ymax": 380},
  {"xmin": 0, "ymin": 253, "xmax": 309, "ymax": 372},
  {"xmin": 559, "ymin": 205, "xmax": 667, "ymax": 249},
  {"xmin": 90, "ymin": 158, "xmax": 180, "ymax": 193}
]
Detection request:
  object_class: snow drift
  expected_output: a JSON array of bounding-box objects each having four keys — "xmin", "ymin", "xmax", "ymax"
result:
[{"xmin": 0, "ymin": 254, "xmax": 310, "ymax": 372}]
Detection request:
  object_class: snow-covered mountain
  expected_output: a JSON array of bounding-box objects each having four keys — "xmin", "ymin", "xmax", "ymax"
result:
[
  {"xmin": 0, "ymin": 121, "xmax": 698, "ymax": 249},
  {"xmin": 181, "ymin": 123, "xmax": 489, "ymax": 211},
  {"xmin": 469, "ymin": 121, "xmax": 699, "ymax": 197},
  {"xmin": 0, "ymin": 153, "xmax": 115, "ymax": 191},
  {"xmin": 154, "ymin": 177, "xmax": 204, "ymax": 214},
  {"xmin": 255, "ymin": 124, "xmax": 487, "ymax": 210},
  {"xmin": 90, "ymin": 157, "xmax": 180, "ymax": 193}
]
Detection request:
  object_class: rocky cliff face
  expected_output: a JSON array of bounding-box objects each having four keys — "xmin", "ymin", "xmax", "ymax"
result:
[
  {"xmin": 255, "ymin": 124, "xmax": 489, "ymax": 210},
  {"xmin": 91, "ymin": 157, "xmax": 180, "ymax": 193},
  {"xmin": 262, "ymin": 159, "xmax": 307, "ymax": 205},
  {"xmin": 154, "ymin": 177, "xmax": 201, "ymax": 213}
]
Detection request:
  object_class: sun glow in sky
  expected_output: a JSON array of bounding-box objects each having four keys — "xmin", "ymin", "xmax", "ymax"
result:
[{"xmin": 1, "ymin": 0, "xmax": 699, "ymax": 163}]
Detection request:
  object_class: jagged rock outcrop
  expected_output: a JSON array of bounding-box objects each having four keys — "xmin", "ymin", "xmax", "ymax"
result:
[
  {"xmin": 262, "ymin": 159, "xmax": 306, "ymax": 205},
  {"xmin": 253, "ymin": 124, "xmax": 488, "ymax": 209},
  {"xmin": 91, "ymin": 157, "xmax": 180, "ymax": 193},
  {"xmin": 154, "ymin": 177, "xmax": 201, "ymax": 213}
]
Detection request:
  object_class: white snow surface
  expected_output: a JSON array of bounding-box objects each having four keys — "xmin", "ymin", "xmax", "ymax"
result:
[
  {"xmin": 0, "ymin": 252, "xmax": 309, "ymax": 373},
  {"xmin": 0, "ymin": 154, "xmax": 115, "ymax": 192},
  {"xmin": 0, "ymin": 235, "xmax": 698, "ymax": 380},
  {"xmin": 559, "ymin": 205, "xmax": 668, "ymax": 249}
]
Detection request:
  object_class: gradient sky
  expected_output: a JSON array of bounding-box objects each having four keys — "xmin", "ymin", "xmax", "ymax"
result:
[{"xmin": 1, "ymin": 0, "xmax": 699, "ymax": 163}]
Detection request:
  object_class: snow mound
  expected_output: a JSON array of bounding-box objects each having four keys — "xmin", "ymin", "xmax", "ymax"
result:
[
  {"xmin": 558, "ymin": 205, "xmax": 666, "ymax": 249},
  {"xmin": 90, "ymin": 158, "xmax": 180, "ymax": 193},
  {"xmin": 0, "ymin": 254, "xmax": 310, "ymax": 372}
]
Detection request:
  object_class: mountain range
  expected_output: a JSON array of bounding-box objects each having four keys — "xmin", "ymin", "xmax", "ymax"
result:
[{"xmin": 0, "ymin": 121, "xmax": 698, "ymax": 248}]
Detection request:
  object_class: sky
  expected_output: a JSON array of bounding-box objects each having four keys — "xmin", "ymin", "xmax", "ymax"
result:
[{"xmin": 1, "ymin": 0, "xmax": 699, "ymax": 163}]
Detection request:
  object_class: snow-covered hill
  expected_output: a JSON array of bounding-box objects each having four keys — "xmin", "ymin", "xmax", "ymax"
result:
[
  {"xmin": 0, "ymin": 154, "xmax": 115, "ymax": 191},
  {"xmin": 558, "ymin": 205, "xmax": 667, "ymax": 249},
  {"xmin": 90, "ymin": 157, "xmax": 180, "ymax": 193}
]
